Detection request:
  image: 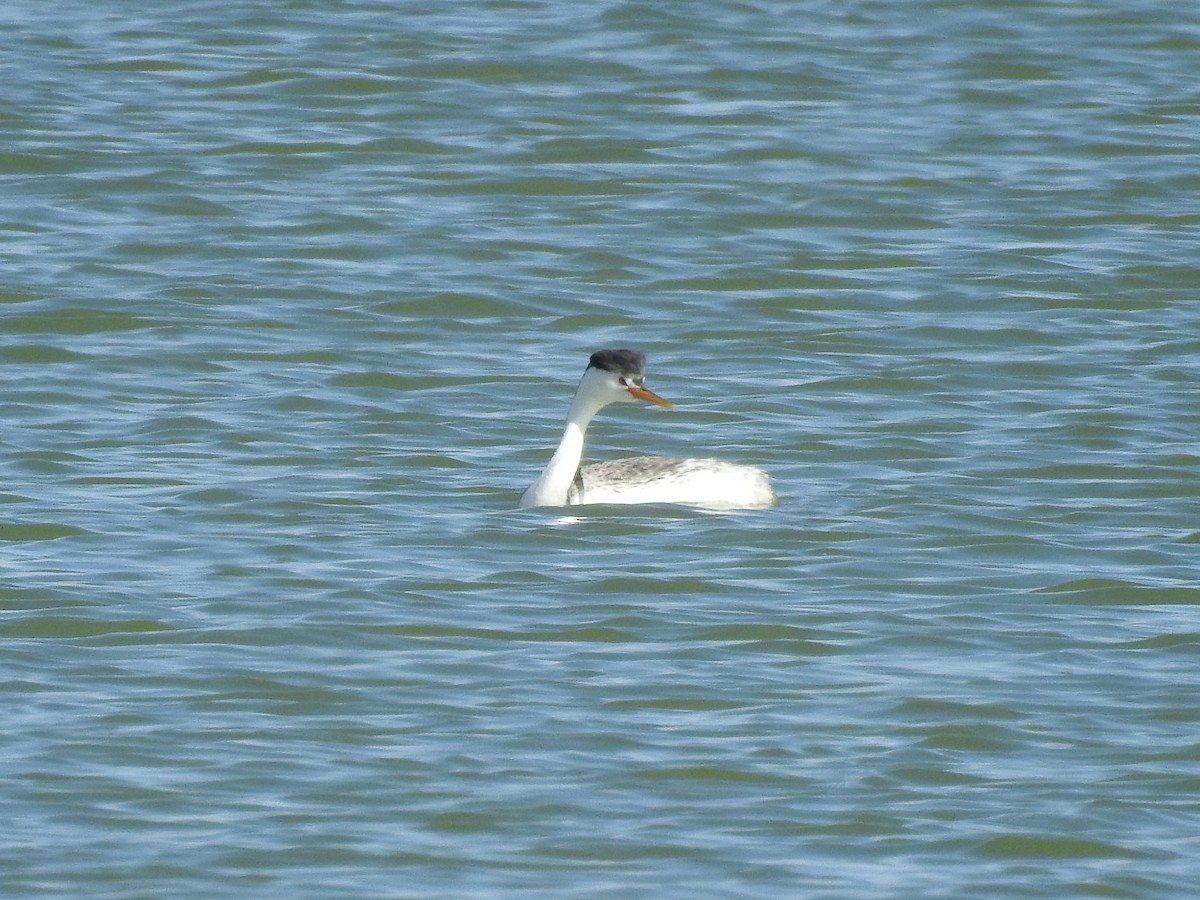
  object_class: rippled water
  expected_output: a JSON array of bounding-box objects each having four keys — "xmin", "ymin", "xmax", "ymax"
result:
[{"xmin": 3, "ymin": 1, "xmax": 1199, "ymax": 897}]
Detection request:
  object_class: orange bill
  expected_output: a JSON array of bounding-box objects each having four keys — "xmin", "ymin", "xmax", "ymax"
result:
[{"xmin": 627, "ymin": 384, "xmax": 673, "ymax": 408}]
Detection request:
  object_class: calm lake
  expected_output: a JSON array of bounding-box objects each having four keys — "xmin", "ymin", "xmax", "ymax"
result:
[{"xmin": 3, "ymin": 1, "xmax": 1198, "ymax": 897}]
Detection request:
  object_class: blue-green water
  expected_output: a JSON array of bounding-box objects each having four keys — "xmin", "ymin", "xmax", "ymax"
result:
[{"xmin": 3, "ymin": 1, "xmax": 1199, "ymax": 896}]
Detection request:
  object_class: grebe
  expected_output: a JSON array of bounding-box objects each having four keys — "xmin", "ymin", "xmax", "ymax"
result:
[{"xmin": 520, "ymin": 349, "xmax": 777, "ymax": 510}]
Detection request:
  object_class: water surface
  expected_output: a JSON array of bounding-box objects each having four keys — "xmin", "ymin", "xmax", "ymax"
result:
[{"xmin": 3, "ymin": 1, "xmax": 1199, "ymax": 897}]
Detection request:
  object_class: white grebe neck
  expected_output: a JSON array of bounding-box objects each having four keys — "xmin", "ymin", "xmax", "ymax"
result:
[{"xmin": 519, "ymin": 365, "xmax": 617, "ymax": 508}]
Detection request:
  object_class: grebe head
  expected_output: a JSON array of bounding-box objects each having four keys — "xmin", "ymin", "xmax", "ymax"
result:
[{"xmin": 585, "ymin": 349, "xmax": 673, "ymax": 408}]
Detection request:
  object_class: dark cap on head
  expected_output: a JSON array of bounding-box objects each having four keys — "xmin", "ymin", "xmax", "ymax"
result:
[{"xmin": 588, "ymin": 349, "xmax": 646, "ymax": 378}]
